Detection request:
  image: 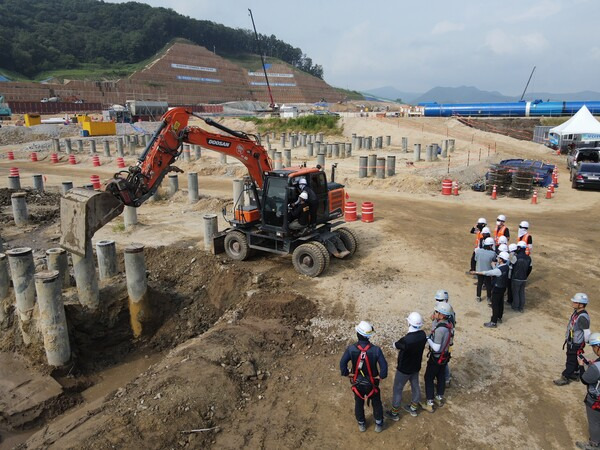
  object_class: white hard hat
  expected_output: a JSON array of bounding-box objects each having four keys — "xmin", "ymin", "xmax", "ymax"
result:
[
  {"xmin": 590, "ymin": 332, "xmax": 600, "ymax": 346},
  {"xmin": 477, "ymin": 217, "xmax": 487, "ymax": 224},
  {"xmin": 356, "ymin": 320, "xmax": 375, "ymax": 338},
  {"xmin": 407, "ymin": 312, "xmax": 423, "ymax": 329},
  {"xmin": 299, "ymin": 192, "xmax": 308, "ymax": 200},
  {"xmin": 483, "ymin": 237, "xmax": 495, "ymax": 246},
  {"xmin": 497, "ymin": 214, "xmax": 506, "ymax": 222},
  {"xmin": 298, "ymin": 178, "xmax": 307, "ymax": 186},
  {"xmin": 508, "ymin": 243, "xmax": 518, "ymax": 252},
  {"xmin": 519, "ymin": 221, "xmax": 529, "ymax": 228},
  {"xmin": 498, "ymin": 236, "xmax": 508, "ymax": 245},
  {"xmin": 435, "ymin": 302, "xmax": 453, "ymax": 316},
  {"xmin": 498, "ymin": 251, "xmax": 510, "ymax": 262},
  {"xmin": 434, "ymin": 289, "xmax": 449, "ymax": 301},
  {"xmin": 481, "ymin": 227, "xmax": 491, "ymax": 234},
  {"xmin": 517, "ymin": 241, "xmax": 527, "ymax": 248},
  {"xmin": 571, "ymin": 293, "xmax": 589, "ymax": 305},
  {"xmin": 498, "ymin": 244, "xmax": 508, "ymax": 253}
]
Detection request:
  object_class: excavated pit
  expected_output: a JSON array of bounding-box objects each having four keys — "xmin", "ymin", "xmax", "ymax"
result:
[{"xmin": 0, "ymin": 243, "xmax": 318, "ymax": 447}]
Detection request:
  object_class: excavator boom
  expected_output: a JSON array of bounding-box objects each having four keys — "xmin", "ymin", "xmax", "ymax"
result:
[{"xmin": 59, "ymin": 108, "xmax": 272, "ymax": 256}]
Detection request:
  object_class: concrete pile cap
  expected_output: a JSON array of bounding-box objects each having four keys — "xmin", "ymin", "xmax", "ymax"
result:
[
  {"xmin": 124, "ymin": 243, "xmax": 144, "ymax": 254},
  {"xmin": 7, "ymin": 247, "xmax": 32, "ymax": 256},
  {"xmin": 11, "ymin": 192, "xmax": 26, "ymax": 199},
  {"xmin": 46, "ymin": 248, "xmax": 66, "ymax": 255},
  {"xmin": 97, "ymin": 240, "xmax": 115, "ymax": 247},
  {"xmin": 35, "ymin": 270, "xmax": 60, "ymax": 283}
]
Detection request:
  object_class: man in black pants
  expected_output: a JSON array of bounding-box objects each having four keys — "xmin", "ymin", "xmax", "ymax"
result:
[
  {"xmin": 476, "ymin": 251, "xmax": 510, "ymax": 328},
  {"xmin": 473, "ymin": 237, "xmax": 496, "ymax": 303},
  {"xmin": 555, "ymin": 293, "xmax": 591, "ymax": 386},
  {"xmin": 340, "ymin": 321, "xmax": 388, "ymax": 432},
  {"xmin": 297, "ymin": 178, "xmax": 318, "ymax": 225}
]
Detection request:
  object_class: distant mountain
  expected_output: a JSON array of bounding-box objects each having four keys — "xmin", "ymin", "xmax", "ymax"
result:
[
  {"xmin": 363, "ymin": 86, "xmax": 420, "ymax": 103},
  {"xmin": 522, "ymin": 91, "xmax": 600, "ymax": 102},
  {"xmin": 412, "ymin": 86, "xmax": 514, "ymax": 104}
]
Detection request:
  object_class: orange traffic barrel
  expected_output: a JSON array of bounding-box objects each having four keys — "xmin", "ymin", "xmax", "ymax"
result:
[
  {"xmin": 90, "ymin": 174, "xmax": 101, "ymax": 190},
  {"xmin": 345, "ymin": 201, "xmax": 357, "ymax": 222},
  {"xmin": 30, "ymin": 152, "xmax": 38, "ymax": 162},
  {"xmin": 50, "ymin": 153, "xmax": 59, "ymax": 163},
  {"xmin": 9, "ymin": 167, "xmax": 19, "ymax": 177},
  {"xmin": 92, "ymin": 155, "xmax": 100, "ymax": 167},
  {"xmin": 441, "ymin": 179, "xmax": 452, "ymax": 195},
  {"xmin": 117, "ymin": 157, "xmax": 125, "ymax": 168},
  {"xmin": 361, "ymin": 202, "xmax": 374, "ymax": 223},
  {"xmin": 7, "ymin": 151, "xmax": 14, "ymax": 160},
  {"xmin": 68, "ymin": 155, "xmax": 77, "ymax": 165}
]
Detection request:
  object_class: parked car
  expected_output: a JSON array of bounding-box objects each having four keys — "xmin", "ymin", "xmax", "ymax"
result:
[
  {"xmin": 567, "ymin": 147, "xmax": 600, "ymax": 171},
  {"xmin": 571, "ymin": 163, "xmax": 600, "ymax": 190}
]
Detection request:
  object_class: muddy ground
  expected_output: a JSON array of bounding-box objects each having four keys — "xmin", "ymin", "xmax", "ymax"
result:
[{"xmin": 0, "ymin": 115, "xmax": 599, "ymax": 449}]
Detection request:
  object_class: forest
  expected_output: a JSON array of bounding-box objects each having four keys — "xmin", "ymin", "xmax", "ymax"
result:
[{"xmin": 0, "ymin": 0, "xmax": 324, "ymax": 79}]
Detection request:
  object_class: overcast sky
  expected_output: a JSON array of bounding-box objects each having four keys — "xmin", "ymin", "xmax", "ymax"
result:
[{"xmin": 107, "ymin": 0, "xmax": 599, "ymax": 95}]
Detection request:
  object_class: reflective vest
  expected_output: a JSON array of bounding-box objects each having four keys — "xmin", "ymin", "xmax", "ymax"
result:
[
  {"xmin": 519, "ymin": 232, "xmax": 531, "ymax": 255},
  {"xmin": 474, "ymin": 231, "xmax": 483, "ymax": 249},
  {"xmin": 587, "ymin": 361, "xmax": 600, "ymax": 409},
  {"xmin": 494, "ymin": 225, "xmax": 507, "ymax": 245},
  {"xmin": 566, "ymin": 309, "xmax": 589, "ymax": 346}
]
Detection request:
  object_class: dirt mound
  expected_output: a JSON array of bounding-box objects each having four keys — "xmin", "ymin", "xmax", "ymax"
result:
[{"xmin": 0, "ymin": 188, "xmax": 60, "ymax": 208}]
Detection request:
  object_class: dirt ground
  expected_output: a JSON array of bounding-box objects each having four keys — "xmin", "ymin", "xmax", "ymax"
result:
[{"xmin": 0, "ymin": 115, "xmax": 599, "ymax": 449}]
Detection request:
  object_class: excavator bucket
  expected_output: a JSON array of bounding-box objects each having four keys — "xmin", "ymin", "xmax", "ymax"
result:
[{"xmin": 59, "ymin": 188, "xmax": 125, "ymax": 257}]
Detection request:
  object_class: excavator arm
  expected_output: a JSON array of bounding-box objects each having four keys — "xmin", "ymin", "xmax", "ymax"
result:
[{"xmin": 60, "ymin": 107, "xmax": 272, "ymax": 256}]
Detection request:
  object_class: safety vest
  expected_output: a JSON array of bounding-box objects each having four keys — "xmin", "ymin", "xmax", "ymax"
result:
[
  {"xmin": 519, "ymin": 233, "xmax": 531, "ymax": 255},
  {"xmin": 566, "ymin": 309, "xmax": 589, "ymax": 346},
  {"xmin": 494, "ymin": 225, "xmax": 507, "ymax": 245},
  {"xmin": 351, "ymin": 343, "xmax": 378, "ymax": 401},
  {"xmin": 587, "ymin": 360, "xmax": 600, "ymax": 409},
  {"xmin": 429, "ymin": 322, "xmax": 453, "ymax": 365},
  {"xmin": 474, "ymin": 231, "xmax": 483, "ymax": 249}
]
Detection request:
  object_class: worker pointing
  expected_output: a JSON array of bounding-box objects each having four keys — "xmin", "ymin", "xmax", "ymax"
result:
[
  {"xmin": 340, "ymin": 321, "xmax": 388, "ymax": 432},
  {"xmin": 476, "ymin": 251, "xmax": 510, "ymax": 328}
]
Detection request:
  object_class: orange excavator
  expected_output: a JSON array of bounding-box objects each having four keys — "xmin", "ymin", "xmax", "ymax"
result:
[{"xmin": 60, "ymin": 107, "xmax": 357, "ymax": 277}]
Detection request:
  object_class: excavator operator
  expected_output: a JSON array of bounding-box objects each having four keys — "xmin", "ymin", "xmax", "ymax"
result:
[
  {"xmin": 289, "ymin": 192, "xmax": 310, "ymax": 230},
  {"xmin": 296, "ymin": 178, "xmax": 318, "ymax": 225}
]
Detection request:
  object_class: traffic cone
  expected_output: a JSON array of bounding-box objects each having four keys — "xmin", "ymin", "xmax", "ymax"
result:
[
  {"xmin": 531, "ymin": 190, "xmax": 538, "ymax": 204},
  {"xmin": 550, "ymin": 183, "xmax": 555, "ymax": 194},
  {"xmin": 491, "ymin": 184, "xmax": 497, "ymax": 200},
  {"xmin": 545, "ymin": 187, "xmax": 552, "ymax": 199},
  {"xmin": 452, "ymin": 181, "xmax": 459, "ymax": 196}
]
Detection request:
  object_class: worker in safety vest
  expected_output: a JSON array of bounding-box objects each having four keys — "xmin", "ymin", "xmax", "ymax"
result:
[
  {"xmin": 555, "ymin": 293, "xmax": 591, "ymax": 386},
  {"xmin": 420, "ymin": 302, "xmax": 453, "ymax": 413},
  {"xmin": 385, "ymin": 312, "xmax": 427, "ymax": 421},
  {"xmin": 469, "ymin": 217, "xmax": 487, "ymax": 271},
  {"xmin": 517, "ymin": 221, "xmax": 533, "ymax": 256},
  {"xmin": 576, "ymin": 332, "xmax": 600, "ymax": 450},
  {"xmin": 493, "ymin": 214, "xmax": 510, "ymax": 245},
  {"xmin": 340, "ymin": 321, "xmax": 388, "ymax": 432},
  {"xmin": 476, "ymin": 251, "xmax": 510, "ymax": 328},
  {"xmin": 473, "ymin": 237, "xmax": 496, "ymax": 304},
  {"xmin": 432, "ymin": 290, "xmax": 456, "ymax": 388}
]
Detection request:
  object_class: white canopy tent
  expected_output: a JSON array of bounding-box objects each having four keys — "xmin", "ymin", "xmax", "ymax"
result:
[{"xmin": 549, "ymin": 105, "xmax": 600, "ymax": 149}]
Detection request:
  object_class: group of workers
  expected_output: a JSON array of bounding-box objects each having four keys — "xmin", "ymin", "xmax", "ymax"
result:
[
  {"xmin": 339, "ymin": 290, "xmax": 455, "ymax": 432},
  {"xmin": 469, "ymin": 215, "xmax": 533, "ymax": 327}
]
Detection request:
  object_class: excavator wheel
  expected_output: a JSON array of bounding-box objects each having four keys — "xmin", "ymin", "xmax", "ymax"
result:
[
  {"xmin": 336, "ymin": 227, "xmax": 359, "ymax": 257},
  {"xmin": 309, "ymin": 241, "xmax": 330, "ymax": 273},
  {"xmin": 224, "ymin": 231, "xmax": 251, "ymax": 261},
  {"xmin": 292, "ymin": 243, "xmax": 326, "ymax": 278}
]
